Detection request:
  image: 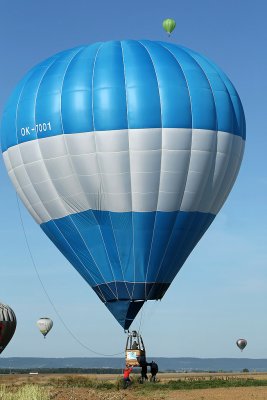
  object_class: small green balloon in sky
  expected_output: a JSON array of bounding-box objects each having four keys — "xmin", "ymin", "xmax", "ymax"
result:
[{"xmin": 162, "ymin": 18, "xmax": 176, "ymax": 36}]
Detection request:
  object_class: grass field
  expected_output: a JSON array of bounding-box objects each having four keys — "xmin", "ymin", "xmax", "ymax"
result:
[{"xmin": 1, "ymin": 372, "xmax": 267, "ymax": 399}]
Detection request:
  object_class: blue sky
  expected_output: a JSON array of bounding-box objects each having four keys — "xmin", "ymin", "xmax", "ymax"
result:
[{"xmin": 0, "ymin": 0, "xmax": 266, "ymax": 359}]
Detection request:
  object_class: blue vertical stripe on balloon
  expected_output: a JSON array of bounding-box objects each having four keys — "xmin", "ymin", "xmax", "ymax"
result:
[
  {"xmin": 122, "ymin": 40, "xmax": 161, "ymax": 129},
  {"xmin": 186, "ymin": 48, "xmax": 246, "ymax": 139},
  {"xmin": 93, "ymin": 41, "xmax": 128, "ymax": 131},
  {"xmin": 35, "ymin": 48, "xmax": 83, "ymax": 138},
  {"xmin": 41, "ymin": 220, "xmax": 98, "ymax": 287},
  {"xmin": 145, "ymin": 211, "xmax": 178, "ymax": 282},
  {"xmin": 156, "ymin": 211, "xmax": 200, "ymax": 282},
  {"xmin": 132, "ymin": 212, "xmax": 158, "ymax": 282},
  {"xmin": 1, "ymin": 71, "xmax": 34, "ymax": 150},
  {"xmin": 67, "ymin": 210, "xmax": 118, "ymax": 283},
  {"xmin": 61, "ymin": 44, "xmax": 101, "ymax": 134},
  {"xmin": 156, "ymin": 212, "xmax": 215, "ymax": 282},
  {"xmin": 45, "ymin": 212, "xmax": 114, "ymax": 285},
  {"xmin": 159, "ymin": 42, "xmax": 217, "ymax": 131},
  {"xmin": 207, "ymin": 60, "xmax": 246, "ymax": 138},
  {"xmin": 181, "ymin": 48, "xmax": 235, "ymax": 135},
  {"xmin": 165, "ymin": 213, "xmax": 215, "ymax": 283},
  {"xmin": 109, "ymin": 212, "xmax": 135, "ymax": 283},
  {"xmin": 92, "ymin": 210, "xmax": 124, "ymax": 281},
  {"xmin": 140, "ymin": 40, "xmax": 192, "ymax": 129},
  {"xmin": 16, "ymin": 64, "xmax": 53, "ymax": 145}
]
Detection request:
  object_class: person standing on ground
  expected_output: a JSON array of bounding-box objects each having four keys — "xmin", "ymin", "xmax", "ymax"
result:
[
  {"xmin": 140, "ymin": 363, "xmax": 148, "ymax": 383},
  {"xmin": 123, "ymin": 364, "xmax": 133, "ymax": 388},
  {"xmin": 149, "ymin": 360, "xmax": 158, "ymax": 382}
]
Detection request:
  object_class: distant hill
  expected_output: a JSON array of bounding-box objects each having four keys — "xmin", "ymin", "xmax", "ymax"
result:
[{"xmin": 1, "ymin": 357, "xmax": 267, "ymax": 372}]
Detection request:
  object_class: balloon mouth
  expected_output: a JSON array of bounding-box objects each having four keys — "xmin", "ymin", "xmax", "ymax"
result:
[
  {"xmin": 92, "ymin": 282, "xmax": 170, "ymax": 328},
  {"xmin": 106, "ymin": 300, "xmax": 145, "ymax": 330},
  {"xmin": 93, "ymin": 282, "xmax": 170, "ymax": 302}
]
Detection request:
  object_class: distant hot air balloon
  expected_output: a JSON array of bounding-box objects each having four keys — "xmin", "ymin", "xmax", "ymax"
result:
[
  {"xmin": 163, "ymin": 18, "xmax": 176, "ymax": 36},
  {"xmin": 0, "ymin": 303, "xmax": 16, "ymax": 354},
  {"xmin": 236, "ymin": 339, "xmax": 247, "ymax": 351},
  {"xmin": 37, "ymin": 318, "xmax": 53, "ymax": 338},
  {"xmin": 1, "ymin": 40, "xmax": 245, "ymax": 330}
]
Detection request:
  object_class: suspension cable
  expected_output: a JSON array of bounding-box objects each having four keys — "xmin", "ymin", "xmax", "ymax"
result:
[
  {"xmin": 137, "ymin": 302, "xmax": 145, "ymax": 335},
  {"xmin": 16, "ymin": 194, "xmax": 124, "ymax": 357}
]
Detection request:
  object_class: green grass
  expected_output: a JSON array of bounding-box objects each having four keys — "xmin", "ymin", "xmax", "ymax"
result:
[
  {"xmin": 1, "ymin": 376, "xmax": 267, "ymax": 399},
  {"xmin": 0, "ymin": 385, "xmax": 50, "ymax": 400},
  {"xmin": 49, "ymin": 375, "xmax": 267, "ymax": 392}
]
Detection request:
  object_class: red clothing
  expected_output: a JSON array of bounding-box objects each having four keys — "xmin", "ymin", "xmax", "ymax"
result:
[{"xmin": 123, "ymin": 367, "xmax": 133, "ymax": 379}]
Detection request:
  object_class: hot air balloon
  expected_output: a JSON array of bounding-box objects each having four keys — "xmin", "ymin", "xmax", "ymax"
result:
[
  {"xmin": 37, "ymin": 318, "xmax": 53, "ymax": 338},
  {"xmin": 0, "ymin": 303, "xmax": 16, "ymax": 354},
  {"xmin": 236, "ymin": 339, "xmax": 247, "ymax": 351},
  {"xmin": 0, "ymin": 40, "xmax": 245, "ymax": 330},
  {"xmin": 163, "ymin": 18, "xmax": 176, "ymax": 36}
]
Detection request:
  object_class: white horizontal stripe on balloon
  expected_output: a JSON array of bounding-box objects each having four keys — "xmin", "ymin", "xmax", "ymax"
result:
[{"xmin": 2, "ymin": 128, "xmax": 244, "ymax": 224}]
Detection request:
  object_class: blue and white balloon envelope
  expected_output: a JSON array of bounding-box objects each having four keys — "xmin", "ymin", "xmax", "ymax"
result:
[{"xmin": 1, "ymin": 40, "xmax": 245, "ymax": 329}]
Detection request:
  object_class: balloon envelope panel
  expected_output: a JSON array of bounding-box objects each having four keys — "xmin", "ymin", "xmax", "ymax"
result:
[{"xmin": 1, "ymin": 40, "xmax": 245, "ymax": 329}]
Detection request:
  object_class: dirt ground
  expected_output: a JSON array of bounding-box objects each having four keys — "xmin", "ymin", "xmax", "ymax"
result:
[
  {"xmin": 1, "ymin": 372, "xmax": 267, "ymax": 400},
  {"xmin": 50, "ymin": 386, "xmax": 267, "ymax": 400}
]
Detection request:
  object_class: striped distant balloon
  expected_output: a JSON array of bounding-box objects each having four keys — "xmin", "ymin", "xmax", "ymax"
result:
[
  {"xmin": 1, "ymin": 40, "xmax": 245, "ymax": 330},
  {"xmin": 0, "ymin": 303, "xmax": 16, "ymax": 354},
  {"xmin": 163, "ymin": 19, "xmax": 176, "ymax": 36}
]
